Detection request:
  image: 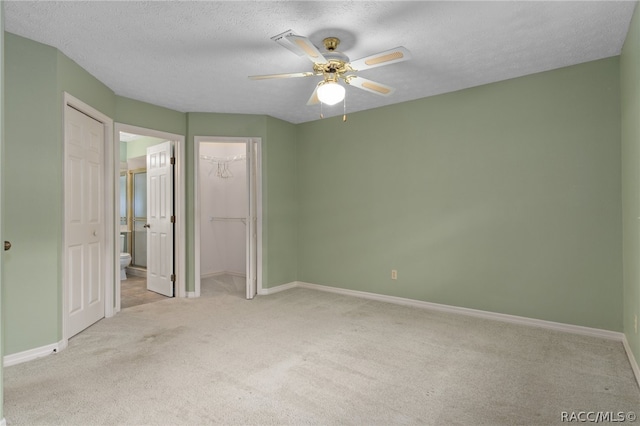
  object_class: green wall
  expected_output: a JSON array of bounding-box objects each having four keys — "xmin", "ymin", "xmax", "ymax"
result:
[
  {"xmin": 2, "ymin": 34, "xmax": 300, "ymax": 354},
  {"xmin": 123, "ymin": 136, "xmax": 167, "ymax": 160},
  {"xmin": 1, "ymin": 24, "xmax": 631, "ymax": 362},
  {"xmin": 57, "ymin": 53, "xmax": 116, "ymax": 118},
  {"xmin": 621, "ymin": 3, "xmax": 640, "ymax": 367},
  {"xmin": 3, "ymin": 34, "xmax": 117, "ymax": 355},
  {"xmin": 297, "ymin": 57, "xmax": 622, "ymax": 331},
  {"xmin": 264, "ymin": 117, "xmax": 298, "ymax": 286},
  {"xmin": 4, "ymin": 33, "xmax": 64, "ymax": 354},
  {"xmin": 115, "ymin": 96, "xmax": 186, "ymax": 137}
]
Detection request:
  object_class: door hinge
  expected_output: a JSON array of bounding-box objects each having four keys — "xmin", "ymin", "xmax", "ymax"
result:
[
  {"xmin": 170, "ymin": 156, "xmax": 175, "ymax": 165},
  {"xmin": 170, "ymin": 215, "xmax": 176, "ymax": 223},
  {"xmin": 171, "ymin": 274, "xmax": 176, "ymax": 282}
]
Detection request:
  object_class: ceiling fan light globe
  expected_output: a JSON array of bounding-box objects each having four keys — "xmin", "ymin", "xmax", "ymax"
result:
[{"xmin": 317, "ymin": 82, "xmax": 345, "ymax": 105}]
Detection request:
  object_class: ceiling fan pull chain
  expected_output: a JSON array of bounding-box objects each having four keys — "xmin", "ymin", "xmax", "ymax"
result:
[
  {"xmin": 320, "ymin": 102, "xmax": 324, "ymax": 119},
  {"xmin": 343, "ymin": 97, "xmax": 347, "ymax": 122}
]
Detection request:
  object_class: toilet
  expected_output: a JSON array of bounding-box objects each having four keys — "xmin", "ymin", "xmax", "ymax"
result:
[{"xmin": 120, "ymin": 234, "xmax": 132, "ymax": 280}]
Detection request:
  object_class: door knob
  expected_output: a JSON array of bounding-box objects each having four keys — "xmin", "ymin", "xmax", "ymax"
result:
[
  {"xmin": 143, "ymin": 224, "xmax": 151, "ymax": 229},
  {"xmin": 93, "ymin": 231, "xmax": 97, "ymax": 236},
  {"xmin": 4, "ymin": 241, "xmax": 11, "ymax": 251}
]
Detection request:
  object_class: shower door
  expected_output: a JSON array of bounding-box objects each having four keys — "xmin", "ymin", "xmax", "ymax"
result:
[{"xmin": 131, "ymin": 170, "xmax": 147, "ymax": 267}]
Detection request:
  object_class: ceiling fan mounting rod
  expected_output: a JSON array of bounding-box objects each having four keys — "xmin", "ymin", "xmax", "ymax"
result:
[{"xmin": 323, "ymin": 37, "xmax": 340, "ymax": 51}]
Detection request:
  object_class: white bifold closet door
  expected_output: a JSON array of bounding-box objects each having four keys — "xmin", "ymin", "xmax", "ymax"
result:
[{"xmin": 65, "ymin": 105, "xmax": 105, "ymax": 337}]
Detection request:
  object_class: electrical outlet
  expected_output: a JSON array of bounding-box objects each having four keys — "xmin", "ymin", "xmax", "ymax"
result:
[
  {"xmin": 391, "ymin": 269, "xmax": 397, "ymax": 280},
  {"xmin": 635, "ymin": 315, "xmax": 638, "ymax": 334}
]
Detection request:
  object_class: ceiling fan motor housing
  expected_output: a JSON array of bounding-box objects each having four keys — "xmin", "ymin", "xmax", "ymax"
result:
[
  {"xmin": 318, "ymin": 37, "xmax": 351, "ymax": 75},
  {"xmin": 315, "ymin": 58, "xmax": 350, "ymax": 76}
]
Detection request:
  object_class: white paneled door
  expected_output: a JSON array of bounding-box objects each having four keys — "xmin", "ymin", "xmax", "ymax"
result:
[
  {"xmin": 146, "ymin": 141, "xmax": 174, "ymax": 297},
  {"xmin": 65, "ymin": 105, "xmax": 105, "ymax": 337}
]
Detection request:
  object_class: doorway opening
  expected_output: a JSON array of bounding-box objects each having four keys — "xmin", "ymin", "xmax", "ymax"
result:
[
  {"xmin": 114, "ymin": 124, "xmax": 186, "ymax": 311},
  {"xmin": 119, "ymin": 133, "xmax": 166, "ymax": 308},
  {"xmin": 194, "ymin": 137, "xmax": 262, "ymax": 299}
]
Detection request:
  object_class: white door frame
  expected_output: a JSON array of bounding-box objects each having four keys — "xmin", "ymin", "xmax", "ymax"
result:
[
  {"xmin": 114, "ymin": 123, "xmax": 186, "ymax": 311},
  {"xmin": 194, "ymin": 136, "xmax": 263, "ymax": 298},
  {"xmin": 62, "ymin": 93, "xmax": 114, "ymax": 348}
]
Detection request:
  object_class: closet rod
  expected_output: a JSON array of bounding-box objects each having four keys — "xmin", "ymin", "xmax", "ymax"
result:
[{"xmin": 209, "ymin": 216, "xmax": 246, "ymax": 224}]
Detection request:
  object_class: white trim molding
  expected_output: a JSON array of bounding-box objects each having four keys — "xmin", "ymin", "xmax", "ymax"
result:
[
  {"xmin": 258, "ymin": 281, "xmax": 298, "ymax": 295},
  {"xmin": 279, "ymin": 281, "xmax": 637, "ymax": 383},
  {"xmin": 201, "ymin": 271, "xmax": 247, "ymax": 280},
  {"xmin": 3, "ymin": 340, "xmax": 65, "ymax": 367},
  {"xmin": 293, "ymin": 281, "xmax": 623, "ymax": 341},
  {"xmin": 622, "ymin": 335, "xmax": 640, "ymax": 389}
]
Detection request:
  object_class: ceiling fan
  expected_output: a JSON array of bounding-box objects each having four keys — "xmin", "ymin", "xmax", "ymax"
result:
[{"xmin": 249, "ymin": 30, "xmax": 411, "ymax": 113}]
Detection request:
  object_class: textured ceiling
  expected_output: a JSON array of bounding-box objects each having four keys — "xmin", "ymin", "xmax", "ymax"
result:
[{"xmin": 4, "ymin": 1, "xmax": 637, "ymax": 124}]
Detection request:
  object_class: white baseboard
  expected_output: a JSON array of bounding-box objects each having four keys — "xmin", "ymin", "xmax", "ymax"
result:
[
  {"xmin": 125, "ymin": 267, "xmax": 146, "ymax": 278},
  {"xmin": 266, "ymin": 281, "xmax": 638, "ymax": 384},
  {"xmin": 201, "ymin": 271, "xmax": 247, "ymax": 279},
  {"xmin": 293, "ymin": 281, "xmax": 623, "ymax": 341},
  {"xmin": 7, "ymin": 281, "xmax": 634, "ymax": 389},
  {"xmin": 4, "ymin": 340, "xmax": 64, "ymax": 367},
  {"xmin": 622, "ymin": 335, "xmax": 640, "ymax": 389},
  {"xmin": 258, "ymin": 281, "xmax": 298, "ymax": 295},
  {"xmin": 292, "ymin": 282, "xmax": 640, "ymax": 384}
]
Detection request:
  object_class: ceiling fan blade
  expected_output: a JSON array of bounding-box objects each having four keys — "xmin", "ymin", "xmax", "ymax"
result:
[
  {"xmin": 284, "ymin": 35, "xmax": 328, "ymax": 64},
  {"xmin": 347, "ymin": 76, "xmax": 395, "ymax": 96},
  {"xmin": 249, "ymin": 71, "xmax": 315, "ymax": 80},
  {"xmin": 349, "ymin": 46, "xmax": 411, "ymax": 71},
  {"xmin": 271, "ymin": 30, "xmax": 327, "ymax": 63},
  {"xmin": 306, "ymin": 85, "xmax": 320, "ymax": 106},
  {"xmin": 271, "ymin": 29, "xmax": 304, "ymax": 56}
]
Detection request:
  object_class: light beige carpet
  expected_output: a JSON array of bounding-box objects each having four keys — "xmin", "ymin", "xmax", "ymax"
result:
[{"xmin": 4, "ymin": 275, "xmax": 639, "ymax": 425}]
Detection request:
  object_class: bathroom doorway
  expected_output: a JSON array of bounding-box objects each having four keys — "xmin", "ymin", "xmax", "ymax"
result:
[
  {"xmin": 120, "ymin": 160, "xmax": 164, "ymax": 308},
  {"xmin": 194, "ymin": 137, "xmax": 262, "ymax": 299},
  {"xmin": 114, "ymin": 124, "xmax": 186, "ymax": 311}
]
